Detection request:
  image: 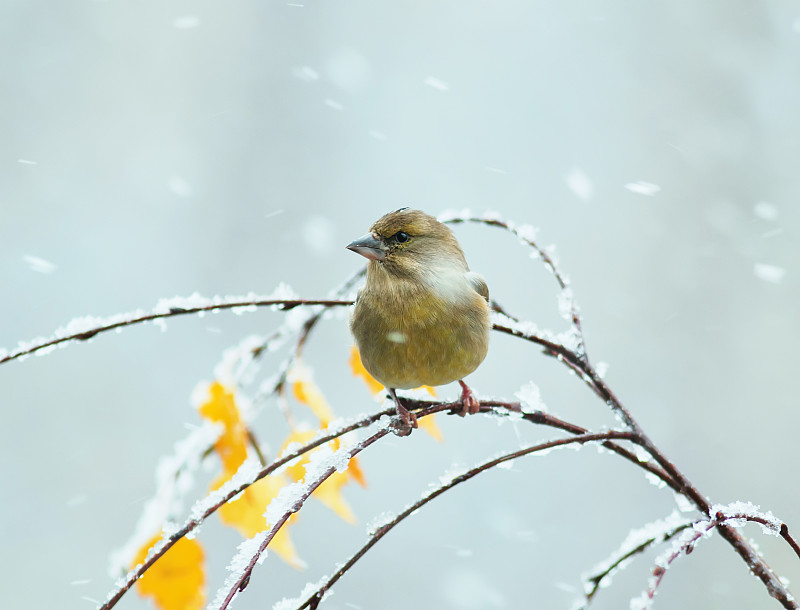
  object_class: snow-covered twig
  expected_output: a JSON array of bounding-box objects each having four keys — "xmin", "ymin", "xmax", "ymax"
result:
[
  {"xmin": 9, "ymin": 211, "xmax": 797, "ymax": 609},
  {"xmin": 471, "ymin": 209, "xmax": 796, "ymax": 608},
  {"xmin": 215, "ymin": 427, "xmax": 393, "ymax": 610},
  {"xmin": 290, "ymin": 430, "xmax": 637, "ymax": 610},
  {"xmin": 101, "ymin": 396, "xmax": 677, "ymax": 610},
  {"xmin": 441, "ymin": 211, "xmax": 585, "ymax": 358},
  {"xmin": 576, "ymin": 512, "xmax": 693, "ymax": 609},
  {"xmin": 632, "ymin": 507, "xmax": 800, "ymax": 609},
  {"xmin": 100, "ymin": 407, "xmax": 394, "ymax": 610},
  {"xmin": 0, "ymin": 295, "xmax": 354, "ymax": 367}
]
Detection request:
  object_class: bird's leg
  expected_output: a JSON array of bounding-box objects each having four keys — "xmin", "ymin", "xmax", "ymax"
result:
[
  {"xmin": 458, "ymin": 380, "xmax": 480, "ymax": 416},
  {"xmin": 388, "ymin": 388, "xmax": 417, "ymax": 436}
]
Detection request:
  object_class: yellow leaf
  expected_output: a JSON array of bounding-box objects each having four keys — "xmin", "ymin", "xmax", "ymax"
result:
[
  {"xmin": 419, "ymin": 385, "xmax": 437, "ymax": 398},
  {"xmin": 197, "ymin": 382, "xmax": 248, "ymax": 472},
  {"xmin": 418, "ymin": 413, "xmax": 444, "ymax": 443},
  {"xmin": 346, "ymin": 454, "xmax": 368, "ymax": 488},
  {"xmin": 290, "ymin": 365, "xmax": 335, "ymax": 425},
  {"xmin": 349, "ymin": 346, "xmax": 384, "ymax": 395},
  {"xmin": 132, "ymin": 533, "xmax": 205, "ymax": 610},
  {"xmin": 198, "ymin": 382, "xmax": 305, "ymax": 569},
  {"xmin": 281, "ymin": 430, "xmax": 317, "ymax": 483},
  {"xmin": 211, "ymin": 473, "xmax": 281, "ymax": 537},
  {"xmin": 211, "ymin": 471, "xmax": 305, "ymax": 569},
  {"xmin": 313, "ymin": 470, "xmax": 356, "ymax": 524},
  {"xmin": 278, "ymin": 429, "xmax": 365, "ymax": 521},
  {"xmin": 326, "ymin": 436, "xmax": 367, "ymax": 488}
]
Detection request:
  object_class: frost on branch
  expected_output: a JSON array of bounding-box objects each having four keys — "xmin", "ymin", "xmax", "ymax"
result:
[
  {"xmin": 10, "ymin": 209, "xmax": 794, "ymax": 610},
  {"xmin": 0, "ymin": 284, "xmax": 306, "ymax": 365},
  {"xmin": 515, "ymin": 381, "xmax": 546, "ymax": 413},
  {"xmin": 153, "ymin": 284, "xmax": 299, "ymax": 316},
  {"xmin": 711, "ymin": 502, "xmax": 782, "ymax": 536},
  {"xmin": 272, "ymin": 576, "xmax": 332, "ymax": 610},
  {"xmin": 210, "ymin": 534, "xmax": 270, "ymax": 610},
  {"xmin": 577, "ymin": 511, "xmax": 692, "ymax": 609}
]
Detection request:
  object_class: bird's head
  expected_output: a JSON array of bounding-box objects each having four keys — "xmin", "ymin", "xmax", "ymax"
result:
[{"xmin": 346, "ymin": 208, "xmax": 467, "ymax": 278}]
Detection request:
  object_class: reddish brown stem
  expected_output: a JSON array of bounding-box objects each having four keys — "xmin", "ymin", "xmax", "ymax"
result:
[
  {"xmin": 0, "ymin": 298, "xmax": 355, "ymax": 366},
  {"xmin": 295, "ymin": 430, "xmax": 637, "ymax": 610}
]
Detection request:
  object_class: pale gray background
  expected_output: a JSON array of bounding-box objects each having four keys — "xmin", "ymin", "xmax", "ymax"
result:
[{"xmin": 1, "ymin": 1, "xmax": 799, "ymax": 609}]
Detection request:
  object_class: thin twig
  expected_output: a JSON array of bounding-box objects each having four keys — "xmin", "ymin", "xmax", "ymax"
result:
[
  {"xmin": 492, "ymin": 320, "xmax": 798, "ymax": 608},
  {"xmin": 99, "ymin": 406, "xmax": 392, "ymax": 610},
  {"xmin": 457, "ymin": 215, "xmax": 796, "ymax": 608},
  {"xmin": 0, "ymin": 298, "xmax": 354, "ymax": 366},
  {"xmin": 217, "ymin": 426, "xmax": 395, "ymax": 609},
  {"xmin": 100, "ymin": 397, "xmax": 674, "ymax": 610},
  {"xmin": 641, "ymin": 512, "xmax": 800, "ymax": 607},
  {"xmin": 445, "ymin": 215, "xmax": 585, "ymax": 357},
  {"xmin": 578, "ymin": 522, "xmax": 693, "ymax": 608},
  {"xmin": 294, "ymin": 430, "xmax": 637, "ymax": 610},
  {"xmin": 246, "ymin": 429, "xmax": 267, "ymax": 467},
  {"xmin": 8, "ymin": 212, "xmax": 796, "ymax": 608}
]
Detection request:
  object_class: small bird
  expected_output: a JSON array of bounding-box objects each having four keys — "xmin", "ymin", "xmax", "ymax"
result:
[{"xmin": 347, "ymin": 208, "xmax": 491, "ymax": 435}]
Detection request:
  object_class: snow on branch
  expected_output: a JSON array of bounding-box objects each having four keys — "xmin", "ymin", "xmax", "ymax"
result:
[
  {"xmin": 288, "ymin": 430, "xmax": 637, "ymax": 610},
  {"xmin": 631, "ymin": 507, "xmax": 800, "ymax": 609},
  {"xmin": 9, "ymin": 210, "xmax": 798, "ymax": 610},
  {"xmin": 576, "ymin": 511, "xmax": 694, "ymax": 609},
  {"xmin": 213, "ymin": 427, "xmax": 393, "ymax": 610},
  {"xmin": 440, "ymin": 209, "xmax": 584, "ymax": 357},
  {"xmin": 0, "ymin": 290, "xmax": 353, "ymax": 366}
]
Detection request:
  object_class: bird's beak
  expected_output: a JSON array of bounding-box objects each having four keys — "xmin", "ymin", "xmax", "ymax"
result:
[{"xmin": 346, "ymin": 232, "xmax": 386, "ymax": 262}]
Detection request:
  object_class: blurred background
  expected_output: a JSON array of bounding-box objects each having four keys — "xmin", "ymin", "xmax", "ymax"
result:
[{"xmin": 1, "ymin": 1, "xmax": 799, "ymax": 608}]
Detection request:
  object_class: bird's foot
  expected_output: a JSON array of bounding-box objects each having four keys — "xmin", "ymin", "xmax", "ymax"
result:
[
  {"xmin": 389, "ymin": 389, "xmax": 418, "ymax": 437},
  {"xmin": 458, "ymin": 380, "xmax": 480, "ymax": 416}
]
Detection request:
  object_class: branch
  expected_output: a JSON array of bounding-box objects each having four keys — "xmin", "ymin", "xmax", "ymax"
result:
[
  {"xmin": 215, "ymin": 426, "xmax": 394, "ymax": 609},
  {"xmin": 0, "ymin": 297, "xmax": 354, "ymax": 367},
  {"xmin": 443, "ymin": 213, "xmax": 586, "ymax": 357},
  {"xmin": 101, "ymin": 394, "xmax": 674, "ymax": 610},
  {"xmin": 292, "ymin": 430, "xmax": 637, "ymax": 610},
  {"xmin": 578, "ymin": 518, "xmax": 693, "ymax": 608},
  {"xmin": 492, "ymin": 320, "xmax": 799, "ymax": 608},
  {"xmin": 636, "ymin": 510, "xmax": 800, "ymax": 608},
  {"xmin": 9, "ymin": 211, "xmax": 795, "ymax": 608},
  {"xmin": 100, "ymin": 405, "xmax": 392, "ymax": 610},
  {"xmin": 477, "ymin": 401, "xmax": 678, "ymax": 492}
]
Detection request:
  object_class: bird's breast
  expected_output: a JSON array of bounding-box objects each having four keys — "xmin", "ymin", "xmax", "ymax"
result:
[{"xmin": 351, "ymin": 282, "xmax": 490, "ymax": 390}]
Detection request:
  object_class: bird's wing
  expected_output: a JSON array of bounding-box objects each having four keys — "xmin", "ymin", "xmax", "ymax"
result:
[{"xmin": 466, "ymin": 272, "xmax": 489, "ymax": 302}]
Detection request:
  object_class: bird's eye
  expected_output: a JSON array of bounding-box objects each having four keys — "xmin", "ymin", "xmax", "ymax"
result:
[{"xmin": 393, "ymin": 231, "xmax": 410, "ymax": 243}]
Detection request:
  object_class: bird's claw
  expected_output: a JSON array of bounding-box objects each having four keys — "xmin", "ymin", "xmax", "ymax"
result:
[
  {"xmin": 458, "ymin": 380, "xmax": 480, "ymax": 417},
  {"xmin": 392, "ymin": 407, "xmax": 417, "ymax": 437},
  {"xmin": 389, "ymin": 390, "xmax": 418, "ymax": 437}
]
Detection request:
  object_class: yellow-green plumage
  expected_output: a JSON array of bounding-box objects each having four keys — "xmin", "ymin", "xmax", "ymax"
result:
[{"xmin": 348, "ymin": 209, "xmax": 491, "ymax": 391}]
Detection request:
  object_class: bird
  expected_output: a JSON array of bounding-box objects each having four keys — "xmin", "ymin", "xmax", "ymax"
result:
[{"xmin": 347, "ymin": 208, "xmax": 491, "ymax": 435}]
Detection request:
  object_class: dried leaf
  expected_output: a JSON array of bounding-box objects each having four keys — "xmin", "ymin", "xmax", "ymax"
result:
[
  {"xmin": 313, "ymin": 471, "xmax": 357, "ymax": 524},
  {"xmin": 290, "ymin": 364, "xmax": 335, "ymax": 425},
  {"xmin": 211, "ymin": 472, "xmax": 304, "ymax": 569},
  {"xmin": 348, "ymin": 346, "xmax": 384, "ymax": 395},
  {"xmin": 197, "ymin": 382, "xmax": 247, "ymax": 472},
  {"xmin": 132, "ymin": 533, "xmax": 205, "ymax": 610},
  {"xmin": 418, "ymin": 414, "xmax": 444, "ymax": 442},
  {"xmin": 280, "ymin": 430, "xmax": 364, "ymax": 521},
  {"xmin": 199, "ymin": 382, "xmax": 304, "ymax": 568},
  {"xmin": 346, "ymin": 453, "xmax": 368, "ymax": 488}
]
